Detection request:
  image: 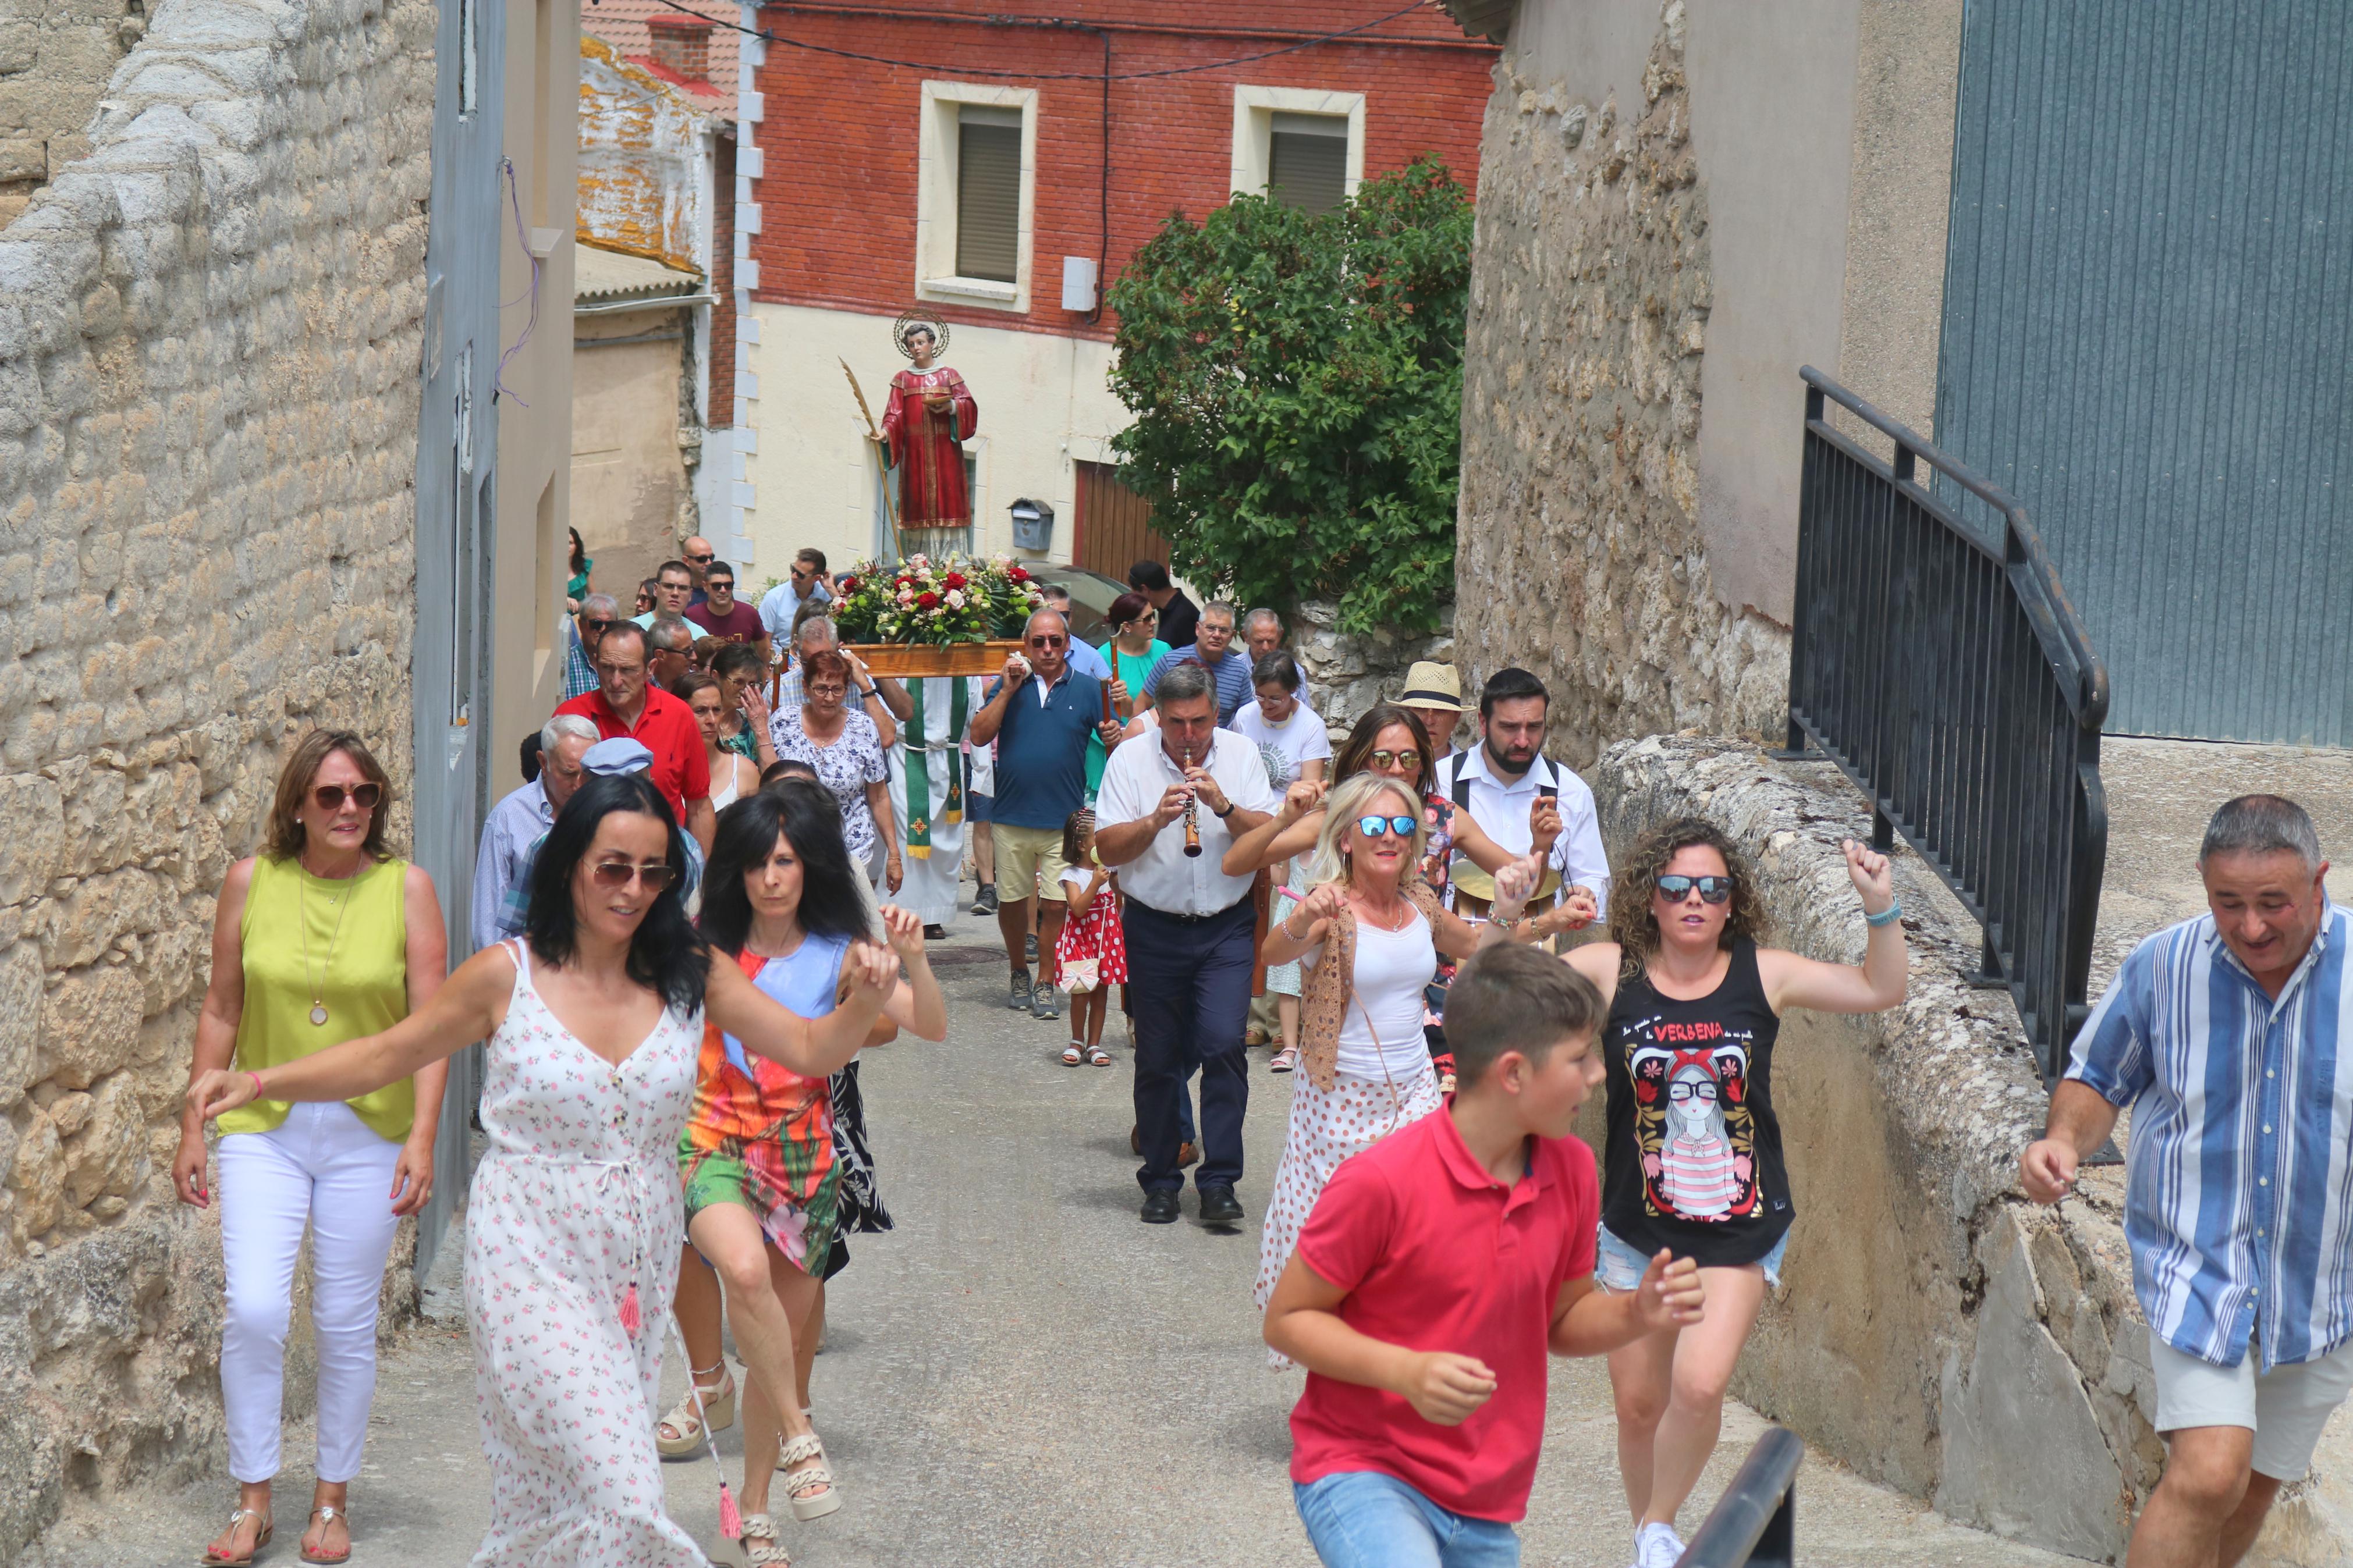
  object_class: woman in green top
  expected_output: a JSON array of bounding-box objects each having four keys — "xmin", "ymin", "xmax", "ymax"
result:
[
  {"xmin": 566, "ymin": 525, "xmax": 592, "ymax": 608},
  {"xmin": 1085, "ymin": 591, "xmax": 1170, "ymax": 797},
  {"xmin": 172, "ymin": 730, "xmax": 449, "ymax": 1568}
]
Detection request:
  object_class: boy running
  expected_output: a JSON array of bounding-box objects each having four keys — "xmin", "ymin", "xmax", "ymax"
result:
[{"xmin": 1264, "ymin": 943, "xmax": 1706, "ymax": 1567}]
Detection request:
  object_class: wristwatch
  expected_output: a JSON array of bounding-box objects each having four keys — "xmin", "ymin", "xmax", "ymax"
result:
[{"xmin": 1212, "ymin": 800, "xmax": 1234, "ymax": 819}]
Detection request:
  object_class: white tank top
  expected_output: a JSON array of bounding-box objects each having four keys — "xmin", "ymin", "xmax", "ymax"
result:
[{"xmin": 1304, "ymin": 911, "xmax": 1436, "ymax": 1082}]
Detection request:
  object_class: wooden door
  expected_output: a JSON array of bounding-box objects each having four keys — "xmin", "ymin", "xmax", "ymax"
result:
[{"xmin": 1073, "ymin": 460, "xmax": 1168, "ymax": 576}]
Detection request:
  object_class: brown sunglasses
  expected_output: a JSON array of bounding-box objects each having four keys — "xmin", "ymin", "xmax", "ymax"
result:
[
  {"xmin": 590, "ymin": 859, "xmax": 677, "ymax": 891},
  {"xmin": 311, "ymin": 783, "xmax": 384, "ymax": 810}
]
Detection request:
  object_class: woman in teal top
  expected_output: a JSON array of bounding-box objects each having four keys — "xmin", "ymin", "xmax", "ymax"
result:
[
  {"xmin": 1086, "ymin": 591, "xmax": 1170, "ymax": 797},
  {"xmin": 566, "ymin": 526, "xmax": 592, "ymax": 607}
]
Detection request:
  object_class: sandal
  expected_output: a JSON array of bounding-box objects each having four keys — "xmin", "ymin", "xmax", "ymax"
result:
[
  {"xmin": 656, "ymin": 1366, "xmax": 736, "ymax": 1457},
  {"xmin": 1086, "ymin": 1043, "xmax": 1112, "ymax": 1067},
  {"xmin": 740, "ymin": 1512, "xmax": 791, "ymax": 1565},
  {"xmin": 199, "ymin": 1507, "xmax": 273, "ymax": 1566},
  {"xmin": 1062, "ymin": 1041, "xmax": 1084, "ymax": 1066},
  {"xmin": 777, "ymin": 1431, "xmax": 840, "ymax": 1520},
  {"xmin": 1269, "ymin": 1047, "xmax": 1297, "ymax": 1073},
  {"xmin": 300, "ymin": 1505, "xmax": 352, "ymax": 1565}
]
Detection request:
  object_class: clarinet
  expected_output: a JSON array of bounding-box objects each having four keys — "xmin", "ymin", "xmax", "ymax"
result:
[{"xmin": 1180, "ymin": 743, "xmax": 1203, "ymax": 858}]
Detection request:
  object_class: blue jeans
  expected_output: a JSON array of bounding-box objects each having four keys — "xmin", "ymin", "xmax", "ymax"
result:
[{"xmin": 1294, "ymin": 1472, "xmax": 1521, "ymax": 1568}]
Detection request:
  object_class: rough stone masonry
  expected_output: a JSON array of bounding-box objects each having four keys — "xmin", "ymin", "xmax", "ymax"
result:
[
  {"xmin": 1451, "ymin": 1, "xmax": 1787, "ymax": 770},
  {"xmin": 0, "ymin": 0, "xmax": 434, "ymax": 1552}
]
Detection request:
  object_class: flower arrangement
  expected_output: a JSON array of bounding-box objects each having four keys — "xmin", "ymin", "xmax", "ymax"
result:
[{"xmin": 829, "ymin": 553, "xmax": 1045, "ymax": 646}]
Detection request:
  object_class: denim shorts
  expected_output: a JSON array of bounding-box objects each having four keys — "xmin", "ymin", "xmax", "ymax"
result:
[
  {"xmin": 1595, "ymin": 1222, "xmax": 1786, "ymax": 1292},
  {"xmin": 1294, "ymin": 1471, "xmax": 1520, "ymax": 1568}
]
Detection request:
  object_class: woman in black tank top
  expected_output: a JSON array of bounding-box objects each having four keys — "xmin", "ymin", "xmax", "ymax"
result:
[{"xmin": 1559, "ymin": 816, "xmax": 1907, "ymax": 1568}]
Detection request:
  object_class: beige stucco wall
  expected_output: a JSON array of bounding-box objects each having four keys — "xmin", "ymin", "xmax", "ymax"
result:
[
  {"xmin": 573, "ymin": 308, "xmax": 695, "ymax": 602},
  {"xmin": 492, "ymin": 0, "xmax": 579, "ymax": 740},
  {"xmin": 741, "ymin": 304, "xmax": 1127, "ymax": 583},
  {"xmin": 0, "ymin": 0, "xmax": 435, "ymax": 1550}
]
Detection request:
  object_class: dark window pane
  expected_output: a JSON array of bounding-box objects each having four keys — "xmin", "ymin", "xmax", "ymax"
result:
[{"xmin": 956, "ymin": 119, "xmax": 1021, "ymax": 282}]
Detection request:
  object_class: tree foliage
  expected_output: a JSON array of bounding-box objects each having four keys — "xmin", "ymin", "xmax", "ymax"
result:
[{"xmin": 1105, "ymin": 158, "xmax": 1472, "ymax": 635}]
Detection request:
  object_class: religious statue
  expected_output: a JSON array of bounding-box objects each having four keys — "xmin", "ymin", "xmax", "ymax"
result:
[{"xmin": 877, "ymin": 311, "xmax": 979, "ymax": 534}]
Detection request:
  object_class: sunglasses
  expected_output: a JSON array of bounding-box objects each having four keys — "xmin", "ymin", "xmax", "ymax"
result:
[
  {"xmin": 311, "ymin": 782, "xmax": 383, "ymax": 811},
  {"xmin": 707, "ymin": 579, "xmax": 734, "ymax": 591},
  {"xmin": 685, "ymin": 553, "xmax": 715, "ymax": 564},
  {"xmin": 1656, "ymin": 874, "xmax": 1735, "ymax": 904},
  {"xmin": 1353, "ymin": 814, "xmax": 1418, "ymax": 840},
  {"xmin": 590, "ymin": 860, "xmax": 677, "ymax": 891},
  {"xmin": 1368, "ymin": 749, "xmax": 1422, "ymax": 771},
  {"xmin": 583, "ymin": 617, "xmax": 621, "ymax": 634},
  {"xmin": 1026, "ymin": 634, "xmax": 1068, "ymax": 649}
]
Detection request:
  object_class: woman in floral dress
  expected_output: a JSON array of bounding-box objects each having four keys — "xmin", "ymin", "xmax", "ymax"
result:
[{"xmin": 187, "ymin": 774, "xmax": 903, "ymax": 1566}]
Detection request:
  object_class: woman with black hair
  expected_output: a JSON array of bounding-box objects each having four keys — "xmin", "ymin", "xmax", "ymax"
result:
[
  {"xmin": 663, "ymin": 784, "xmax": 942, "ymax": 1562},
  {"xmin": 187, "ymin": 774, "xmax": 902, "ymax": 1566}
]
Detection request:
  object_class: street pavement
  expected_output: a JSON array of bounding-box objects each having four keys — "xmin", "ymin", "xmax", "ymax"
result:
[{"xmin": 28, "ymin": 912, "xmax": 2081, "ymax": 1567}]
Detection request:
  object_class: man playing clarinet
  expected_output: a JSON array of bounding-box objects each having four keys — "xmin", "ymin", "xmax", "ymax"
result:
[{"xmin": 1094, "ymin": 663, "xmax": 1277, "ymax": 1228}]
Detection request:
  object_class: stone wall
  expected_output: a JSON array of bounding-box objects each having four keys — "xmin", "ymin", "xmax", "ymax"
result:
[
  {"xmin": 0, "ymin": 0, "xmax": 433, "ymax": 1552},
  {"xmin": 1451, "ymin": 4, "xmax": 1788, "ymax": 771},
  {"xmin": 0, "ymin": 0, "xmax": 146, "ymax": 227},
  {"xmin": 1293, "ymin": 599, "xmax": 1461, "ymax": 749}
]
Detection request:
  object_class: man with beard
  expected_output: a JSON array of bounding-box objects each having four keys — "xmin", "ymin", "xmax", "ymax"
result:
[{"xmin": 1433, "ymin": 667, "xmax": 1609, "ymax": 926}]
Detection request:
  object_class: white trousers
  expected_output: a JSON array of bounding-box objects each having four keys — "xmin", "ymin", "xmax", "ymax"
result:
[{"xmin": 217, "ymin": 1101, "xmax": 403, "ymax": 1484}]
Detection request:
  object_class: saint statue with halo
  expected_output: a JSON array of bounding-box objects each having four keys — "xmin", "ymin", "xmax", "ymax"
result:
[{"xmin": 877, "ymin": 310, "xmax": 979, "ymax": 533}]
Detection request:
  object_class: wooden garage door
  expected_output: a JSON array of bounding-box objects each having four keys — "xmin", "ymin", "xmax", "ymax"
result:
[{"xmin": 1073, "ymin": 460, "xmax": 1167, "ymax": 578}]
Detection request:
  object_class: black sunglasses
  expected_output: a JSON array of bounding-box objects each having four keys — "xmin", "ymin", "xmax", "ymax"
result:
[
  {"xmin": 1656, "ymin": 874, "xmax": 1734, "ymax": 904},
  {"xmin": 684, "ymin": 552, "xmax": 715, "ymax": 564},
  {"xmin": 583, "ymin": 617, "xmax": 621, "ymax": 634},
  {"xmin": 706, "ymin": 578, "xmax": 734, "ymax": 591}
]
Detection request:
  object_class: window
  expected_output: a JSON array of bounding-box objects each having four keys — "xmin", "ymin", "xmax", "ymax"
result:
[
  {"xmin": 916, "ymin": 82, "xmax": 1038, "ymax": 312},
  {"xmin": 955, "ymin": 105, "xmax": 1021, "ymax": 282},
  {"xmin": 1230, "ymin": 86, "xmax": 1365, "ymax": 211},
  {"xmin": 1268, "ymin": 112, "xmax": 1349, "ymax": 215}
]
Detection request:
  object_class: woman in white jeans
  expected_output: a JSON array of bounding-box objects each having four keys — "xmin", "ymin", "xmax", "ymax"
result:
[{"xmin": 172, "ymin": 730, "xmax": 448, "ymax": 1566}]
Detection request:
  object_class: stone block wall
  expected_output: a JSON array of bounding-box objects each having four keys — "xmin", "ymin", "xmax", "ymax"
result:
[
  {"xmin": 1451, "ymin": 3, "xmax": 1787, "ymax": 770},
  {"xmin": 0, "ymin": 0, "xmax": 434, "ymax": 1551},
  {"xmin": 1293, "ymin": 599, "xmax": 1463, "ymax": 750},
  {"xmin": 0, "ymin": 0, "xmax": 146, "ymax": 227}
]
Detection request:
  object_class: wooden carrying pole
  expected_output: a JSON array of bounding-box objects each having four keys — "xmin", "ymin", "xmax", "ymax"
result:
[{"xmin": 840, "ymin": 357, "xmax": 906, "ymax": 561}]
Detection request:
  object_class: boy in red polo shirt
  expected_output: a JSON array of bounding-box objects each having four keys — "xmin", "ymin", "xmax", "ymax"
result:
[{"xmin": 1265, "ymin": 944, "xmax": 1705, "ymax": 1568}]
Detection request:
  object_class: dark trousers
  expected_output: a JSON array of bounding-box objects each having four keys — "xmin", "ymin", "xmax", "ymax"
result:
[{"xmin": 1125, "ymin": 897, "xmax": 1255, "ymax": 1193}]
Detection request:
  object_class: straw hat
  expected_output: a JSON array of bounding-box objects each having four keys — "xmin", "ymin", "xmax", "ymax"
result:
[{"xmin": 1399, "ymin": 661, "xmax": 1466, "ymax": 713}]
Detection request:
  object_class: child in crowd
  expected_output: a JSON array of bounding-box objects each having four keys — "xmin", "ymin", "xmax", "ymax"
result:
[
  {"xmin": 1053, "ymin": 809, "xmax": 1126, "ymax": 1066},
  {"xmin": 1264, "ymin": 944, "xmax": 1706, "ymax": 1568}
]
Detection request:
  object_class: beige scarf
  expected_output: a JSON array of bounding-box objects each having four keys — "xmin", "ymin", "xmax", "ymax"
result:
[{"xmin": 1295, "ymin": 880, "xmax": 1443, "ymax": 1090}]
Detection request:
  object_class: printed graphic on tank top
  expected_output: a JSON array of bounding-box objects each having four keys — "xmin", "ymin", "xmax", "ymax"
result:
[{"xmin": 1600, "ymin": 939, "xmax": 1791, "ymax": 1270}]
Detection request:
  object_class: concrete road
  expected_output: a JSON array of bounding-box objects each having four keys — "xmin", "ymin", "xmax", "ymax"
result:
[{"xmin": 28, "ymin": 915, "xmax": 2083, "ymax": 1567}]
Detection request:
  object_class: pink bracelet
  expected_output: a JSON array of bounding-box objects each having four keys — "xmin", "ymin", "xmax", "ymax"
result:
[{"xmin": 247, "ymin": 1070, "xmax": 265, "ymax": 1100}]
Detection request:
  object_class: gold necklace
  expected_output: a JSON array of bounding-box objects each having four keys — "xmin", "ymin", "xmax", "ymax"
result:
[{"xmin": 300, "ymin": 858, "xmax": 359, "ymax": 1026}]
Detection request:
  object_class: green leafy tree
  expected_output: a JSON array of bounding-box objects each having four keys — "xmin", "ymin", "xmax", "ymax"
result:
[{"xmin": 1105, "ymin": 158, "xmax": 1471, "ymax": 635}]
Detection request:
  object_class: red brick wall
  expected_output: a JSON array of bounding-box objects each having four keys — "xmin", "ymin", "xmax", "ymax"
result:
[
  {"xmin": 711, "ymin": 127, "xmax": 737, "ymax": 428},
  {"xmin": 748, "ymin": 3, "xmax": 1495, "ymax": 342}
]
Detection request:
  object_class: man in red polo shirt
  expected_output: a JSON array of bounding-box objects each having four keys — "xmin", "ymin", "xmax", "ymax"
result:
[
  {"xmin": 1264, "ymin": 944, "xmax": 1705, "ymax": 1567},
  {"xmin": 555, "ymin": 621, "xmax": 714, "ymax": 851}
]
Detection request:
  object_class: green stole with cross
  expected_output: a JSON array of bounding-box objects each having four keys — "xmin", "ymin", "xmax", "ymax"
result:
[{"xmin": 901, "ymin": 677, "xmax": 968, "ymax": 860}]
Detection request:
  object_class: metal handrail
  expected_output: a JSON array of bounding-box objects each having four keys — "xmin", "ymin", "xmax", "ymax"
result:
[
  {"xmin": 1674, "ymin": 1426, "xmax": 1803, "ymax": 1567},
  {"xmin": 1785, "ymin": 367, "xmax": 2110, "ymax": 1080}
]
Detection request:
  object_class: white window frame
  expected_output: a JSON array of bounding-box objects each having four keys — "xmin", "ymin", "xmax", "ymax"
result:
[
  {"xmin": 1230, "ymin": 85, "xmax": 1365, "ymax": 204},
  {"xmin": 917, "ymin": 80, "xmax": 1038, "ymax": 313}
]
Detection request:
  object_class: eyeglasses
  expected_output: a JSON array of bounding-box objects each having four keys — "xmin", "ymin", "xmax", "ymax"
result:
[
  {"xmin": 685, "ymin": 553, "xmax": 715, "ymax": 564},
  {"xmin": 1656, "ymin": 874, "xmax": 1734, "ymax": 904},
  {"xmin": 1200, "ymin": 623, "xmax": 1234, "ymax": 638},
  {"xmin": 706, "ymin": 579, "xmax": 734, "ymax": 592},
  {"xmin": 1368, "ymin": 749, "xmax": 1422, "ymax": 771},
  {"xmin": 311, "ymin": 783, "xmax": 383, "ymax": 811},
  {"xmin": 1353, "ymin": 814, "xmax": 1418, "ymax": 840},
  {"xmin": 583, "ymin": 618, "xmax": 620, "ymax": 634},
  {"xmin": 1026, "ymin": 634, "xmax": 1068, "ymax": 649},
  {"xmin": 1668, "ymin": 1080, "xmax": 1719, "ymax": 1104},
  {"xmin": 590, "ymin": 859, "xmax": 677, "ymax": 891},
  {"xmin": 805, "ymin": 684, "xmax": 848, "ymax": 699},
  {"xmin": 790, "ymin": 566, "xmax": 815, "ymax": 580}
]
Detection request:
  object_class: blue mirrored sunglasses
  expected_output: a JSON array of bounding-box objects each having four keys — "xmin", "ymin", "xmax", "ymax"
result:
[
  {"xmin": 1353, "ymin": 814, "xmax": 1418, "ymax": 840},
  {"xmin": 1656, "ymin": 874, "xmax": 1734, "ymax": 904}
]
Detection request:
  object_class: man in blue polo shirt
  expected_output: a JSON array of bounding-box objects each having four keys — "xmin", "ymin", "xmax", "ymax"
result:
[
  {"xmin": 1140, "ymin": 599, "xmax": 1251, "ymax": 724},
  {"xmin": 969, "ymin": 607, "xmax": 1120, "ymax": 1022}
]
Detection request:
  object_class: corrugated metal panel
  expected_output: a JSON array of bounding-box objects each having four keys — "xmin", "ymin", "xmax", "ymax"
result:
[{"xmin": 1935, "ymin": 0, "xmax": 2353, "ymax": 743}]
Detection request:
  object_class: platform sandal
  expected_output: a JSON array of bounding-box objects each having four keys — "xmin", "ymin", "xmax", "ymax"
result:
[
  {"xmin": 778, "ymin": 1431, "xmax": 840, "ymax": 1520},
  {"xmin": 739, "ymin": 1512, "xmax": 792, "ymax": 1565},
  {"xmin": 656, "ymin": 1363, "xmax": 736, "ymax": 1458},
  {"xmin": 198, "ymin": 1506, "xmax": 272, "ymax": 1566},
  {"xmin": 300, "ymin": 1504, "xmax": 352, "ymax": 1565}
]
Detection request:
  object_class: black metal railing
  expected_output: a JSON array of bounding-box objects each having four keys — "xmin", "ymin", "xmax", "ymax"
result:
[
  {"xmin": 1786, "ymin": 367, "xmax": 2109, "ymax": 1082},
  {"xmin": 1675, "ymin": 1426, "xmax": 1803, "ymax": 1567}
]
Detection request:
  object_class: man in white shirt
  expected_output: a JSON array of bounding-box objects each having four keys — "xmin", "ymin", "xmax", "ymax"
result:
[
  {"xmin": 1095, "ymin": 662, "xmax": 1276, "ymax": 1228},
  {"xmin": 470, "ymin": 715, "xmax": 597, "ymax": 950},
  {"xmin": 757, "ymin": 547, "xmax": 833, "ymax": 648},
  {"xmin": 1432, "ymin": 666, "xmax": 1609, "ymax": 922}
]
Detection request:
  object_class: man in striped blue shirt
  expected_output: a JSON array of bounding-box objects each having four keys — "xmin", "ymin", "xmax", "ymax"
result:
[
  {"xmin": 2022, "ymin": 795, "xmax": 2352, "ymax": 1568},
  {"xmin": 562, "ymin": 593, "xmax": 620, "ymax": 701}
]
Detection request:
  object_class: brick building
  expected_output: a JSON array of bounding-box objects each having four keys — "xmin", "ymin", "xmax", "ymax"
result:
[{"xmin": 736, "ymin": 2, "xmax": 1496, "ymax": 578}]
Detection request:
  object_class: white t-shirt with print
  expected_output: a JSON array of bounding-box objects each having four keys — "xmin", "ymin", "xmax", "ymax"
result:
[{"xmin": 1230, "ymin": 697, "xmax": 1333, "ymax": 793}]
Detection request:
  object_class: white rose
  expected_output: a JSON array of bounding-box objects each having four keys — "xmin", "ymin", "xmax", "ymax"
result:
[{"xmin": 945, "ymin": 588, "xmax": 966, "ymax": 609}]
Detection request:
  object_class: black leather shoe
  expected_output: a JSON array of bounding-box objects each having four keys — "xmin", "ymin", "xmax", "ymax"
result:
[
  {"xmin": 1140, "ymin": 1189, "xmax": 1181, "ymax": 1225},
  {"xmin": 1197, "ymin": 1185, "xmax": 1244, "ymax": 1226}
]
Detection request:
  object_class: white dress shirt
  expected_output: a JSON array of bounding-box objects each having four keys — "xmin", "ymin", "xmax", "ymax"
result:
[
  {"xmin": 1095, "ymin": 728, "xmax": 1276, "ymax": 915},
  {"xmin": 1434, "ymin": 745, "xmax": 1612, "ymax": 916}
]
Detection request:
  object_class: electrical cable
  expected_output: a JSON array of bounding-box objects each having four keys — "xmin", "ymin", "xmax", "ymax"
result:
[{"xmin": 494, "ymin": 157, "xmax": 541, "ymax": 407}]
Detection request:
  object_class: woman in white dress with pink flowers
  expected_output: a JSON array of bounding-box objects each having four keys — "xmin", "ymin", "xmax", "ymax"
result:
[{"xmin": 190, "ymin": 774, "xmax": 904, "ymax": 1566}]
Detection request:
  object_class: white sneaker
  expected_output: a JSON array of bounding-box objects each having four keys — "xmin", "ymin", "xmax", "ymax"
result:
[{"xmin": 1634, "ymin": 1520, "xmax": 1686, "ymax": 1568}]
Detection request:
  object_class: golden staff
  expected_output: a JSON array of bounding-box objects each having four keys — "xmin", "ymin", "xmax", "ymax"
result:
[{"xmin": 840, "ymin": 357, "xmax": 906, "ymax": 561}]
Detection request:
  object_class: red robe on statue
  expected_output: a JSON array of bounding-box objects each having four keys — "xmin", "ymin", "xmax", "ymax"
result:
[{"xmin": 879, "ymin": 367, "xmax": 979, "ymax": 527}]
